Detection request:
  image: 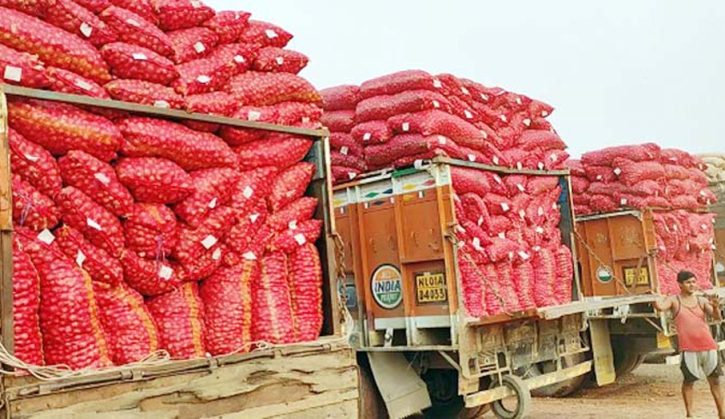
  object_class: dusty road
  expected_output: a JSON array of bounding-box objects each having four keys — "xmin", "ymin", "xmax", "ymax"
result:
[
  {"xmin": 404, "ymin": 363, "xmax": 717, "ymax": 418},
  {"xmin": 498, "ymin": 364, "xmax": 721, "ymax": 418}
]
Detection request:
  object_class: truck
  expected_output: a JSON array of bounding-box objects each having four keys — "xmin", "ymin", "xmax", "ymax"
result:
[{"xmin": 0, "ymin": 85, "xmax": 360, "ymax": 418}]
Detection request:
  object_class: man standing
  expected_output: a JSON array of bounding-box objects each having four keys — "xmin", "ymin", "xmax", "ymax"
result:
[{"xmin": 655, "ymin": 270, "xmax": 725, "ymax": 419}]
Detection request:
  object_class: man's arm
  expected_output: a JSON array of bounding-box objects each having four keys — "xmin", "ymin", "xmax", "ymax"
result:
[
  {"xmin": 654, "ymin": 296, "xmax": 674, "ymax": 312},
  {"xmin": 703, "ymin": 294, "xmax": 722, "ymax": 321}
]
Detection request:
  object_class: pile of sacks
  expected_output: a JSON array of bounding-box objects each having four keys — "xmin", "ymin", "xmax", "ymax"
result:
[
  {"xmin": 5, "ymin": 0, "xmax": 325, "ymax": 370},
  {"xmin": 699, "ymin": 154, "xmax": 725, "ymax": 203},
  {"xmin": 450, "ymin": 167, "xmax": 574, "ymax": 317},
  {"xmin": 322, "ymin": 70, "xmax": 568, "ymax": 184},
  {"xmin": 568, "ymin": 144, "xmax": 716, "ymax": 215}
]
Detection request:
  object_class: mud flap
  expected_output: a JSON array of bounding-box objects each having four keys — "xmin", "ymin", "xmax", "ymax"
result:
[
  {"xmin": 367, "ymin": 352, "xmax": 432, "ymax": 419},
  {"xmin": 590, "ymin": 319, "xmax": 616, "ymax": 386}
]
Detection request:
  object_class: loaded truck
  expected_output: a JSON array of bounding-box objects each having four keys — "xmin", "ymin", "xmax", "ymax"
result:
[{"xmin": 0, "ymin": 85, "xmax": 360, "ymax": 418}]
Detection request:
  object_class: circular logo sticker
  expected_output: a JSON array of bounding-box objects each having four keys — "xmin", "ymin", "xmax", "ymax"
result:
[
  {"xmin": 371, "ymin": 264, "xmax": 403, "ymax": 309},
  {"xmin": 596, "ymin": 266, "xmax": 613, "ymax": 284}
]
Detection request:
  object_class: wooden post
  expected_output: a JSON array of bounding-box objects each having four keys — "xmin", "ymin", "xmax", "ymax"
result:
[{"xmin": 0, "ymin": 87, "xmax": 14, "ymax": 355}]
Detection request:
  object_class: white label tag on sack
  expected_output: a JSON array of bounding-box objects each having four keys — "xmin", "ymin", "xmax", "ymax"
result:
[
  {"xmin": 550, "ymin": 153, "xmax": 558, "ymax": 162},
  {"xmin": 414, "ymin": 160, "xmax": 425, "ymax": 170},
  {"xmin": 700, "ymin": 190, "xmax": 708, "ymax": 197},
  {"xmin": 620, "ymin": 198, "xmax": 628, "ymax": 206},
  {"xmin": 457, "ymin": 241, "xmax": 465, "ymax": 249},
  {"xmin": 24, "ymin": 154, "xmax": 39, "ymax": 162},
  {"xmin": 212, "ymin": 248, "xmax": 222, "ymax": 260},
  {"xmin": 87, "ymin": 218, "xmax": 102, "ymax": 231},
  {"xmin": 301, "ymin": 116, "xmax": 310, "ymax": 123},
  {"xmin": 194, "ymin": 42, "xmax": 206, "ymax": 53},
  {"xmin": 363, "ymin": 132, "xmax": 372, "ymax": 141},
  {"xmin": 538, "ymin": 206, "xmax": 544, "ymax": 216},
  {"xmin": 472, "ymin": 237, "xmax": 482, "ymax": 250},
  {"xmin": 517, "ymin": 184, "xmax": 525, "ymax": 192},
  {"xmin": 533, "ymin": 245, "xmax": 542, "ymax": 252},
  {"xmin": 127, "ymin": 18, "xmax": 141, "ymax": 27},
  {"xmin": 190, "ymin": 0, "xmax": 202, "ymax": 8},
  {"xmin": 433, "ymin": 79, "xmax": 442, "ymax": 88},
  {"xmin": 492, "ymin": 156, "xmax": 499, "ymax": 165},
  {"xmin": 208, "ymin": 197, "xmax": 217, "ymax": 209},
  {"xmin": 432, "ymin": 100, "xmax": 440, "ymax": 109},
  {"xmin": 519, "ymin": 209, "xmax": 526, "ymax": 219},
  {"xmin": 159, "ymin": 265, "xmax": 173, "ymax": 280},
  {"xmin": 132, "ymin": 52, "xmax": 148, "ymax": 61},
  {"xmin": 517, "ymin": 162, "xmax": 523, "ymax": 170},
  {"xmin": 518, "ymin": 251, "xmax": 531, "ymax": 261},
  {"xmin": 702, "ymin": 223, "xmax": 708, "ymax": 230},
  {"xmin": 265, "ymin": 29, "xmax": 278, "ymax": 39},
  {"xmin": 480, "ymin": 130, "xmax": 488, "ymax": 139},
  {"xmin": 402, "ymin": 122, "xmax": 410, "ymax": 132},
  {"xmin": 340, "ymin": 146, "xmax": 349, "ymax": 155},
  {"xmin": 74, "ymin": 79, "xmax": 93, "ymax": 91},
  {"xmin": 464, "ymin": 110, "xmax": 473, "ymax": 119},
  {"xmin": 538, "ymin": 162, "xmax": 545, "ymax": 170},
  {"xmin": 477, "ymin": 216, "xmax": 484, "ymax": 226},
  {"xmin": 80, "ymin": 22, "xmax": 93, "ymax": 37},
  {"xmin": 154, "ymin": 100, "xmax": 170, "ymax": 108},
  {"xmin": 468, "ymin": 154, "xmax": 476, "ymax": 162},
  {"xmin": 275, "ymin": 56, "xmax": 284, "ymax": 65},
  {"xmin": 500, "ymin": 115, "xmax": 508, "ymax": 122},
  {"xmin": 542, "ymin": 110, "xmax": 549, "ymax": 117},
  {"xmin": 613, "ymin": 167, "xmax": 622, "ymax": 176},
  {"xmin": 498, "ymin": 232, "xmax": 506, "ymax": 239},
  {"xmin": 552, "ymin": 202, "xmax": 557, "ymax": 210},
  {"xmin": 247, "ymin": 110, "xmax": 262, "ymax": 121},
  {"xmin": 480, "ymin": 93, "xmax": 489, "ymax": 101},
  {"xmin": 523, "ymin": 118, "xmax": 531, "ymax": 127},
  {"xmin": 596, "ymin": 175, "xmax": 603, "ymax": 181},
  {"xmin": 672, "ymin": 224, "xmax": 678, "ymax": 232},
  {"xmin": 242, "ymin": 186, "xmax": 254, "ymax": 199},
  {"xmin": 493, "ymin": 174, "xmax": 502, "ymax": 184},
  {"xmin": 243, "ymin": 251, "xmax": 257, "ymax": 260},
  {"xmin": 76, "ymin": 250, "xmax": 86, "ymax": 268},
  {"xmin": 3, "ymin": 66, "xmax": 22, "ymax": 82},
  {"xmin": 516, "ymin": 97, "xmax": 523, "ymax": 105},
  {"xmin": 250, "ymin": 213, "xmax": 260, "ymax": 223},
  {"xmin": 294, "ymin": 233, "xmax": 306, "ymax": 245},
  {"xmin": 348, "ymin": 172, "xmax": 357, "ymax": 180},
  {"xmin": 289, "ymin": 220, "xmax": 298, "ymax": 230},
  {"xmin": 37, "ymin": 229, "xmax": 55, "ymax": 245},
  {"xmin": 501, "ymin": 202, "xmax": 510, "ymax": 212},
  {"xmin": 536, "ymin": 226, "xmax": 544, "ymax": 234},
  {"xmin": 437, "ymin": 135, "xmax": 447, "ymax": 145},
  {"xmin": 94, "ymin": 172, "xmax": 110, "ymax": 185},
  {"xmin": 234, "ymin": 55, "xmax": 246, "ymax": 63},
  {"xmin": 197, "ymin": 75, "xmax": 211, "ymax": 84},
  {"xmin": 461, "ymin": 86, "xmax": 470, "ymax": 95},
  {"xmin": 201, "ymin": 235, "xmax": 218, "ymax": 249},
  {"xmin": 455, "ymin": 225, "xmax": 466, "ymax": 234}
]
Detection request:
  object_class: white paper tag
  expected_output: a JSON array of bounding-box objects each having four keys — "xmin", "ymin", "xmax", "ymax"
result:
[
  {"xmin": 24, "ymin": 154, "xmax": 39, "ymax": 162},
  {"xmin": 498, "ymin": 232, "xmax": 506, "ymax": 239},
  {"xmin": 533, "ymin": 245, "xmax": 542, "ymax": 252},
  {"xmin": 433, "ymin": 79, "xmax": 442, "ymax": 88},
  {"xmin": 467, "ymin": 154, "xmax": 476, "ymax": 162},
  {"xmin": 201, "ymin": 235, "xmax": 218, "ymax": 249},
  {"xmin": 550, "ymin": 153, "xmax": 558, "ymax": 162},
  {"xmin": 613, "ymin": 167, "xmax": 622, "ymax": 176},
  {"xmin": 3, "ymin": 66, "xmax": 22, "ymax": 82},
  {"xmin": 340, "ymin": 146, "xmax": 349, "ymax": 155},
  {"xmin": 37, "ymin": 229, "xmax": 55, "ymax": 244},
  {"xmin": 127, "ymin": 18, "xmax": 141, "ymax": 27},
  {"xmin": 212, "ymin": 248, "xmax": 222, "ymax": 260},
  {"xmin": 518, "ymin": 251, "xmax": 530, "ymax": 260},
  {"xmin": 536, "ymin": 226, "xmax": 544, "ymax": 234},
  {"xmin": 275, "ymin": 56, "xmax": 284, "ymax": 65},
  {"xmin": 413, "ymin": 160, "xmax": 425, "ymax": 170},
  {"xmin": 461, "ymin": 86, "xmax": 470, "ymax": 95},
  {"xmin": 301, "ymin": 116, "xmax": 310, "ymax": 123},
  {"xmin": 480, "ymin": 129, "xmax": 488, "ymax": 139},
  {"xmin": 234, "ymin": 55, "xmax": 246, "ymax": 63},
  {"xmin": 87, "ymin": 218, "xmax": 102, "ymax": 231},
  {"xmin": 80, "ymin": 22, "xmax": 93, "ymax": 37},
  {"xmin": 432, "ymin": 100, "xmax": 440, "ymax": 108},
  {"xmin": 294, "ymin": 233, "xmax": 306, "ymax": 245},
  {"xmin": 242, "ymin": 186, "xmax": 254, "ymax": 199},
  {"xmin": 193, "ymin": 42, "xmax": 206, "ymax": 53},
  {"xmin": 492, "ymin": 156, "xmax": 499, "ymax": 165},
  {"xmin": 246, "ymin": 110, "xmax": 262, "ymax": 121},
  {"xmin": 363, "ymin": 132, "xmax": 372, "ymax": 141},
  {"xmin": 472, "ymin": 237, "xmax": 481, "ymax": 249},
  {"xmin": 493, "ymin": 174, "xmax": 502, "ymax": 184},
  {"xmin": 208, "ymin": 197, "xmax": 217, "ymax": 209},
  {"xmin": 76, "ymin": 250, "xmax": 86, "ymax": 267},
  {"xmin": 265, "ymin": 29, "xmax": 278, "ymax": 39},
  {"xmin": 159, "ymin": 265, "xmax": 173, "ymax": 280},
  {"xmin": 464, "ymin": 110, "xmax": 473, "ymax": 119},
  {"xmin": 523, "ymin": 118, "xmax": 531, "ymax": 127},
  {"xmin": 94, "ymin": 172, "xmax": 110, "ymax": 185},
  {"xmin": 132, "ymin": 52, "xmax": 148, "ymax": 61},
  {"xmin": 154, "ymin": 100, "xmax": 170, "ymax": 108},
  {"xmin": 243, "ymin": 251, "xmax": 257, "ymax": 260},
  {"xmin": 538, "ymin": 207, "xmax": 544, "ymax": 216},
  {"xmin": 517, "ymin": 184, "xmax": 525, "ymax": 192},
  {"xmin": 516, "ymin": 97, "xmax": 523, "ymax": 105},
  {"xmin": 437, "ymin": 135, "xmax": 447, "ymax": 145},
  {"xmin": 500, "ymin": 115, "xmax": 508, "ymax": 122},
  {"xmin": 700, "ymin": 190, "xmax": 707, "ymax": 197},
  {"xmin": 501, "ymin": 202, "xmax": 510, "ymax": 212},
  {"xmin": 517, "ymin": 162, "xmax": 523, "ymax": 170},
  {"xmin": 250, "ymin": 213, "xmax": 260, "ymax": 223},
  {"xmin": 538, "ymin": 162, "xmax": 545, "ymax": 170},
  {"xmin": 455, "ymin": 225, "xmax": 466, "ymax": 234},
  {"xmin": 477, "ymin": 216, "xmax": 484, "ymax": 226},
  {"xmin": 542, "ymin": 110, "xmax": 549, "ymax": 117},
  {"xmin": 620, "ymin": 198, "xmax": 628, "ymax": 206},
  {"xmin": 190, "ymin": 0, "xmax": 202, "ymax": 8},
  {"xmin": 289, "ymin": 220, "xmax": 298, "ymax": 230},
  {"xmin": 480, "ymin": 93, "xmax": 489, "ymax": 101},
  {"xmin": 519, "ymin": 209, "xmax": 526, "ymax": 219},
  {"xmin": 596, "ymin": 175, "xmax": 603, "ymax": 181},
  {"xmin": 196, "ymin": 75, "xmax": 211, "ymax": 84},
  {"xmin": 74, "ymin": 79, "xmax": 93, "ymax": 91},
  {"xmin": 402, "ymin": 122, "xmax": 410, "ymax": 132}
]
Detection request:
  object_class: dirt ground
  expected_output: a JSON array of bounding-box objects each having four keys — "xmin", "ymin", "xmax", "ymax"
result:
[{"xmin": 504, "ymin": 364, "xmax": 722, "ymax": 418}]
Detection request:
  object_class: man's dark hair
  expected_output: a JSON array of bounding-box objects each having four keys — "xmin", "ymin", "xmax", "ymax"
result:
[{"xmin": 677, "ymin": 270, "xmax": 696, "ymax": 283}]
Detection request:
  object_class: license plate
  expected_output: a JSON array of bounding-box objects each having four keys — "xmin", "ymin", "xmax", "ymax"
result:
[
  {"xmin": 624, "ymin": 266, "xmax": 649, "ymax": 286},
  {"xmin": 415, "ymin": 272, "xmax": 447, "ymax": 304}
]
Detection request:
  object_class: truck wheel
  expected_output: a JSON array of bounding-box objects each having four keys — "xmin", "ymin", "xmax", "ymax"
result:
[
  {"xmin": 612, "ymin": 338, "xmax": 646, "ymax": 377},
  {"xmin": 528, "ymin": 353, "xmax": 588, "ymax": 397},
  {"xmin": 490, "ymin": 375, "xmax": 532, "ymax": 419},
  {"xmin": 422, "ymin": 369, "xmax": 489, "ymax": 419}
]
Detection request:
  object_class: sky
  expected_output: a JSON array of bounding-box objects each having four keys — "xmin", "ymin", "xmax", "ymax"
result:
[{"xmin": 207, "ymin": 0, "xmax": 725, "ymax": 157}]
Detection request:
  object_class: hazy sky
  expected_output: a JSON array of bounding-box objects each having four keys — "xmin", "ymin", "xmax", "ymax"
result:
[{"xmin": 207, "ymin": 0, "xmax": 725, "ymax": 157}]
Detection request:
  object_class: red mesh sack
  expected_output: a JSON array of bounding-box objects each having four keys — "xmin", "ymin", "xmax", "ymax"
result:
[
  {"xmin": 116, "ymin": 157, "xmax": 194, "ymax": 204},
  {"xmin": 565, "ymin": 159, "xmax": 586, "ymax": 177},
  {"xmin": 8, "ymin": 98, "xmax": 122, "ymax": 162},
  {"xmin": 99, "ymin": 6, "xmax": 174, "ymax": 58},
  {"xmin": 614, "ymin": 158, "xmax": 666, "ymax": 186},
  {"xmin": 202, "ymin": 10, "xmax": 250, "ymax": 44},
  {"xmin": 699, "ymin": 188, "xmax": 717, "ymax": 206},
  {"xmin": 106, "ymin": 79, "xmax": 185, "ymax": 109},
  {"xmin": 458, "ymin": 250, "xmax": 486, "ymax": 317},
  {"xmin": 178, "ymin": 246, "xmax": 225, "ymax": 282},
  {"xmin": 226, "ymin": 72, "xmax": 321, "ymax": 107},
  {"xmin": 364, "ymin": 134, "xmax": 461, "ymax": 168},
  {"xmin": 0, "ymin": 0, "xmax": 50, "ymax": 16},
  {"xmin": 56, "ymin": 187, "xmax": 125, "ymax": 257},
  {"xmin": 150, "ymin": 0, "xmax": 214, "ymax": 30},
  {"xmin": 273, "ymin": 102, "xmax": 323, "ymax": 126},
  {"xmin": 173, "ymin": 206, "xmax": 236, "ymax": 265},
  {"xmin": 484, "ymin": 193, "xmax": 513, "ymax": 216},
  {"xmin": 671, "ymin": 195, "xmax": 700, "ymax": 211},
  {"xmin": 17, "ymin": 230, "xmax": 111, "ymax": 369},
  {"xmin": 359, "ymin": 70, "xmax": 439, "ymax": 99},
  {"xmin": 236, "ymin": 135, "xmax": 312, "ymax": 171},
  {"xmin": 58, "ymin": 151, "xmax": 133, "ymax": 217},
  {"xmin": 121, "ymin": 251, "xmax": 181, "ymax": 296},
  {"xmin": 584, "ymin": 165, "xmax": 617, "ymax": 183},
  {"xmin": 586, "ymin": 182, "xmax": 628, "ymax": 197},
  {"xmin": 527, "ymin": 176, "xmax": 559, "ymax": 195},
  {"xmin": 100, "ymin": 42, "xmax": 178, "ymax": 85},
  {"xmin": 460, "ymin": 193, "xmax": 492, "ymax": 228},
  {"xmin": 109, "ymin": 0, "xmax": 156, "ymax": 23},
  {"xmin": 528, "ymin": 99, "xmax": 554, "ymax": 118},
  {"xmin": 219, "ymin": 106, "xmax": 278, "ymax": 145},
  {"xmin": 513, "ymin": 261, "xmax": 536, "ymax": 310},
  {"xmin": 184, "ymin": 92, "xmax": 237, "ymax": 132},
  {"xmin": 518, "ymin": 130, "xmax": 566, "ymax": 151},
  {"xmin": 480, "ymin": 263, "xmax": 504, "ymax": 316},
  {"xmin": 581, "ymin": 143, "xmax": 661, "ymax": 167},
  {"xmin": 173, "ymin": 168, "xmax": 240, "ymax": 227},
  {"xmin": 268, "ymin": 219, "xmax": 322, "ymax": 254},
  {"xmin": 321, "ymin": 85, "xmax": 360, "ymax": 111},
  {"xmin": 267, "ymin": 197, "xmax": 318, "ymax": 231},
  {"xmin": 355, "ymin": 90, "xmax": 451, "ymax": 123},
  {"xmin": 554, "ymin": 246, "xmax": 573, "ymax": 305},
  {"xmin": 11, "ymin": 240, "xmax": 44, "ymax": 366},
  {"xmin": 168, "ymin": 27, "xmax": 218, "ymax": 64},
  {"xmin": 541, "ymin": 150, "xmax": 570, "ymax": 170},
  {"xmin": 351, "ymin": 120, "xmax": 392, "ymax": 144},
  {"xmin": 666, "ymin": 179, "xmax": 698, "ymax": 197},
  {"xmin": 94, "ymin": 281, "xmax": 160, "ymax": 365},
  {"xmin": 661, "ymin": 148, "xmax": 699, "ymax": 168},
  {"xmin": 331, "ymin": 151, "xmax": 367, "ymax": 173},
  {"xmin": 320, "ymin": 110, "xmax": 356, "ymax": 133},
  {"xmin": 44, "ymin": 0, "xmax": 117, "ymax": 47},
  {"xmin": 252, "ymin": 47, "xmax": 309, "ymax": 75},
  {"xmin": 207, "ymin": 42, "xmax": 258, "ymax": 76},
  {"xmin": 503, "ymin": 175, "xmax": 527, "ymax": 196},
  {"xmin": 225, "ymin": 205, "xmax": 269, "ymax": 257},
  {"xmin": 229, "ymin": 167, "xmax": 278, "ymax": 216},
  {"xmin": 73, "ymin": 0, "xmax": 109, "ymax": 13},
  {"xmin": 0, "ymin": 44, "xmax": 50, "ymax": 88},
  {"xmin": 332, "ymin": 165, "xmax": 361, "ymax": 184},
  {"xmin": 486, "ymin": 237, "xmax": 519, "ymax": 263},
  {"xmin": 8, "ymin": 129, "xmax": 61, "ymax": 198},
  {"xmin": 0, "ymin": 7, "xmax": 111, "ymax": 83},
  {"xmin": 46, "ymin": 67, "xmax": 108, "ymax": 99},
  {"xmin": 252, "ymin": 253, "xmax": 295, "ymax": 344},
  {"xmin": 200, "ymin": 260, "xmax": 256, "ymax": 355},
  {"xmin": 459, "ymin": 219, "xmax": 492, "ymax": 249},
  {"xmin": 118, "ymin": 117, "xmax": 238, "ymax": 170},
  {"xmin": 288, "ymin": 244, "xmax": 323, "ymax": 341},
  {"xmin": 124, "ymin": 203, "xmax": 178, "ymax": 259},
  {"xmin": 11, "ymin": 175, "xmax": 60, "ymax": 231},
  {"xmin": 532, "ymin": 247, "xmax": 557, "ymax": 307},
  {"xmin": 387, "ymin": 110, "xmax": 486, "ymax": 150},
  {"xmin": 571, "ymin": 177, "xmax": 590, "ymax": 194},
  {"xmin": 574, "ymin": 205, "xmax": 591, "ymax": 215},
  {"xmin": 56, "ymin": 226, "xmax": 123, "ymax": 285},
  {"xmin": 172, "ymin": 55, "xmax": 239, "ymax": 96},
  {"xmin": 268, "ymin": 162, "xmax": 316, "ymax": 212},
  {"xmin": 495, "ymin": 261, "xmax": 522, "ymax": 312},
  {"xmin": 451, "ymin": 167, "xmax": 491, "ymax": 196},
  {"xmin": 146, "ymin": 282, "xmax": 206, "ymax": 360},
  {"xmin": 239, "ymin": 20, "xmax": 293, "ymax": 48},
  {"xmin": 330, "ymin": 133, "xmax": 363, "ymax": 157}
]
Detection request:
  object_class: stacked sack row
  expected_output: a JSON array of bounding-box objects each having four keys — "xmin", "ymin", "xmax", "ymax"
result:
[
  {"xmin": 322, "ymin": 70, "xmax": 568, "ymax": 184},
  {"xmin": 699, "ymin": 154, "xmax": 725, "ymax": 203},
  {"xmin": 0, "ymin": 0, "xmax": 323, "ymax": 132},
  {"xmin": 450, "ymin": 167, "xmax": 574, "ymax": 317},
  {"xmin": 567, "ymin": 143, "xmax": 715, "ymax": 215},
  {"xmin": 4, "ymin": 0, "xmax": 326, "ymax": 370}
]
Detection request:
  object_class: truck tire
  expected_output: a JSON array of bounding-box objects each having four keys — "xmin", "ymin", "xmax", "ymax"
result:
[
  {"xmin": 422, "ymin": 369, "xmax": 489, "ymax": 419},
  {"xmin": 490, "ymin": 375, "xmax": 532, "ymax": 419},
  {"xmin": 612, "ymin": 338, "xmax": 646, "ymax": 377},
  {"xmin": 527, "ymin": 353, "xmax": 589, "ymax": 398}
]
